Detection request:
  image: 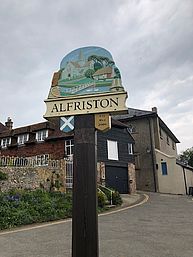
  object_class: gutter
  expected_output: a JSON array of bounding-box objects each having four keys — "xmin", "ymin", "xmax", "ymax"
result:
[
  {"xmin": 148, "ymin": 118, "xmax": 157, "ymax": 192},
  {"xmin": 182, "ymin": 166, "xmax": 188, "ymax": 195}
]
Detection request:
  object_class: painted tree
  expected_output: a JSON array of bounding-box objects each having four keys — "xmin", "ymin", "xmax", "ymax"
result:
[
  {"xmin": 88, "ymin": 55, "xmax": 115, "ymax": 70},
  {"xmin": 84, "ymin": 69, "xmax": 95, "ymax": 79}
]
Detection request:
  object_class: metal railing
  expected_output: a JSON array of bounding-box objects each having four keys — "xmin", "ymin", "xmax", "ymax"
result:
[{"xmin": 0, "ymin": 155, "xmax": 59, "ymax": 168}]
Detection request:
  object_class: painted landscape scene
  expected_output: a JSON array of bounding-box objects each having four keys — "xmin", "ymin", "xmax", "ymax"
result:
[{"xmin": 50, "ymin": 46, "xmax": 125, "ymax": 98}]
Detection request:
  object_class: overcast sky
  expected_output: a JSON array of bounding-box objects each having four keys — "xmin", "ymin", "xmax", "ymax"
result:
[{"xmin": 0, "ymin": 0, "xmax": 192, "ymax": 153}]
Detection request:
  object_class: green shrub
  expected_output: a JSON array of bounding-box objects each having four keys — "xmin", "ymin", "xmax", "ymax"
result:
[
  {"xmin": 0, "ymin": 189, "xmax": 72, "ymax": 230},
  {"xmin": 97, "ymin": 191, "xmax": 106, "ymax": 208},
  {"xmin": 0, "ymin": 171, "xmax": 8, "ymax": 181},
  {"xmin": 112, "ymin": 191, "xmax": 122, "ymax": 205}
]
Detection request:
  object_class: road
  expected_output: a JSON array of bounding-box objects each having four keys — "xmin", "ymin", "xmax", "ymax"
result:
[{"xmin": 0, "ymin": 193, "xmax": 193, "ymax": 257}]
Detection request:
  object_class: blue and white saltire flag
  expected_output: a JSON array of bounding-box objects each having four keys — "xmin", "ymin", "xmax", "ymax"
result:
[{"xmin": 60, "ymin": 116, "xmax": 74, "ymax": 133}]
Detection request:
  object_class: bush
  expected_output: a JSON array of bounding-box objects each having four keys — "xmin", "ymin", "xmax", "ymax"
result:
[
  {"xmin": 99, "ymin": 186, "xmax": 122, "ymax": 206},
  {"xmin": 0, "ymin": 187, "xmax": 122, "ymax": 230},
  {"xmin": 97, "ymin": 191, "xmax": 107, "ymax": 208},
  {"xmin": 0, "ymin": 189, "xmax": 72, "ymax": 230},
  {"xmin": 0, "ymin": 171, "xmax": 8, "ymax": 181},
  {"xmin": 112, "ymin": 191, "xmax": 122, "ymax": 205}
]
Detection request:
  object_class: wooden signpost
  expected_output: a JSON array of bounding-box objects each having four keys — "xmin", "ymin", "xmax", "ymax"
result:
[
  {"xmin": 72, "ymin": 114, "xmax": 98, "ymax": 257},
  {"xmin": 44, "ymin": 46, "xmax": 127, "ymax": 257}
]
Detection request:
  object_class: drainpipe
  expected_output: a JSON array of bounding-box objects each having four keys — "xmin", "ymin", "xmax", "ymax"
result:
[
  {"xmin": 182, "ymin": 166, "xmax": 188, "ymax": 195},
  {"xmin": 148, "ymin": 118, "xmax": 158, "ymax": 192}
]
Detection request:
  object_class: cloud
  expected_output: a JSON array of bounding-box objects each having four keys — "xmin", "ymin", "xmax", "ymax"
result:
[{"xmin": 0, "ymin": 0, "xmax": 193, "ymax": 152}]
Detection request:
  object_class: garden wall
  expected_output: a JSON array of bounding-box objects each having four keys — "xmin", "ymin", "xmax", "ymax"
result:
[{"xmin": 0, "ymin": 159, "xmax": 66, "ymax": 192}]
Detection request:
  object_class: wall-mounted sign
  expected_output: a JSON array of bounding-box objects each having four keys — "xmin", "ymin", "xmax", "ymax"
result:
[
  {"xmin": 44, "ymin": 46, "xmax": 127, "ymax": 118},
  {"xmin": 60, "ymin": 116, "xmax": 74, "ymax": 132},
  {"xmin": 95, "ymin": 113, "xmax": 111, "ymax": 132}
]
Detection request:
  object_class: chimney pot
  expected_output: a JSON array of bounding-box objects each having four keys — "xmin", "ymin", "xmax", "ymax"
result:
[
  {"xmin": 152, "ymin": 107, "xmax": 157, "ymax": 113},
  {"xmin": 5, "ymin": 117, "xmax": 13, "ymax": 130}
]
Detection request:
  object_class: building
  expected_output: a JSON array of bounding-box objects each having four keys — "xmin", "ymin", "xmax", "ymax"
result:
[
  {"xmin": 0, "ymin": 117, "xmax": 135, "ymax": 194},
  {"xmin": 115, "ymin": 107, "xmax": 193, "ymax": 194}
]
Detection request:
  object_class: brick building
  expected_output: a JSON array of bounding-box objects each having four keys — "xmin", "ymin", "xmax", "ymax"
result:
[{"xmin": 0, "ymin": 117, "xmax": 135, "ymax": 194}]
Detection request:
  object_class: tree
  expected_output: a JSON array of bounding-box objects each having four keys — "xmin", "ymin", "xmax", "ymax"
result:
[
  {"xmin": 179, "ymin": 147, "xmax": 193, "ymax": 167},
  {"xmin": 84, "ymin": 69, "xmax": 95, "ymax": 79}
]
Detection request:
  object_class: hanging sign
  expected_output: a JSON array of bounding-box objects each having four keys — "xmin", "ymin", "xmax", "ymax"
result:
[
  {"xmin": 44, "ymin": 46, "xmax": 127, "ymax": 118},
  {"xmin": 95, "ymin": 113, "xmax": 111, "ymax": 132}
]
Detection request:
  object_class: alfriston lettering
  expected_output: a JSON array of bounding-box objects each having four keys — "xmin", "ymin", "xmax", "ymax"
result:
[
  {"xmin": 51, "ymin": 104, "xmax": 59, "ymax": 113},
  {"xmin": 50, "ymin": 97, "xmax": 119, "ymax": 114}
]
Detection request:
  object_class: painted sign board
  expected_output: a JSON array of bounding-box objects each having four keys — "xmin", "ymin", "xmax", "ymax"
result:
[
  {"xmin": 44, "ymin": 46, "xmax": 127, "ymax": 118},
  {"xmin": 95, "ymin": 113, "xmax": 111, "ymax": 132}
]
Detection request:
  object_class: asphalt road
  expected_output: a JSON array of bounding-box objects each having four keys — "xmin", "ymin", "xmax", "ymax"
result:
[{"xmin": 0, "ymin": 192, "xmax": 193, "ymax": 257}]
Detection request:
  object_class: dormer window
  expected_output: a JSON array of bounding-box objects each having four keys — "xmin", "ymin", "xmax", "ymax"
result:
[
  {"xmin": 1, "ymin": 137, "xmax": 11, "ymax": 148},
  {"xmin": 36, "ymin": 129, "xmax": 48, "ymax": 142},
  {"xmin": 17, "ymin": 134, "xmax": 29, "ymax": 145}
]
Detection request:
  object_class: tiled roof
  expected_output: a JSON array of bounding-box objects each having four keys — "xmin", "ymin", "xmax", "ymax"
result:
[
  {"xmin": 113, "ymin": 107, "xmax": 155, "ymax": 120},
  {"xmin": 93, "ymin": 67, "xmax": 112, "ymax": 76},
  {"xmin": 0, "ymin": 121, "xmax": 55, "ymax": 138},
  {"xmin": 0, "ymin": 122, "xmax": 8, "ymax": 133}
]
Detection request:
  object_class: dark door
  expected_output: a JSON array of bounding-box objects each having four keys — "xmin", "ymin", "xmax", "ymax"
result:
[{"xmin": 105, "ymin": 166, "xmax": 129, "ymax": 194}]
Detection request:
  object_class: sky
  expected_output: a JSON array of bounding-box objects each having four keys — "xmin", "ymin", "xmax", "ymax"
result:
[{"xmin": 0, "ymin": 0, "xmax": 192, "ymax": 153}]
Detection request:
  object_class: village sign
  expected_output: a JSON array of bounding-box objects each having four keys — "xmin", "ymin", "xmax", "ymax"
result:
[{"xmin": 44, "ymin": 46, "xmax": 127, "ymax": 118}]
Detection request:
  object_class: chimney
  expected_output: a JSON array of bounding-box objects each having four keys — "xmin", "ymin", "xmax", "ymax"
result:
[
  {"xmin": 152, "ymin": 107, "xmax": 157, "ymax": 113},
  {"xmin": 5, "ymin": 117, "xmax": 13, "ymax": 130}
]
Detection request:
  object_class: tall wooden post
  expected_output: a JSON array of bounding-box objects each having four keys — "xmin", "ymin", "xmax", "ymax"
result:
[{"xmin": 72, "ymin": 114, "xmax": 99, "ymax": 257}]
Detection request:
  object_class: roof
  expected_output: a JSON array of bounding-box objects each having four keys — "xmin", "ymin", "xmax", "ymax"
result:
[
  {"xmin": 111, "ymin": 118, "xmax": 130, "ymax": 128},
  {"xmin": 176, "ymin": 159, "xmax": 193, "ymax": 171},
  {"xmin": 0, "ymin": 122, "xmax": 8, "ymax": 133},
  {"xmin": 114, "ymin": 107, "xmax": 180, "ymax": 143},
  {"xmin": 113, "ymin": 107, "xmax": 156, "ymax": 120},
  {"xmin": 70, "ymin": 61, "xmax": 81, "ymax": 68},
  {"xmin": 0, "ymin": 121, "xmax": 55, "ymax": 138},
  {"xmin": 93, "ymin": 66, "xmax": 112, "ymax": 76},
  {"xmin": 0, "ymin": 119, "xmax": 131, "ymax": 141}
]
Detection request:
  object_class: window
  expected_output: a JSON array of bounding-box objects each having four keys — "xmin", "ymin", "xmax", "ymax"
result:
[
  {"xmin": 172, "ymin": 141, "xmax": 175, "ymax": 150},
  {"xmin": 107, "ymin": 140, "xmax": 118, "ymax": 160},
  {"xmin": 128, "ymin": 143, "xmax": 133, "ymax": 154},
  {"xmin": 167, "ymin": 135, "xmax": 170, "ymax": 145},
  {"xmin": 161, "ymin": 162, "xmax": 168, "ymax": 175},
  {"xmin": 17, "ymin": 134, "xmax": 29, "ymax": 145},
  {"xmin": 66, "ymin": 159, "xmax": 73, "ymax": 188},
  {"xmin": 36, "ymin": 130, "xmax": 48, "ymax": 142},
  {"xmin": 1, "ymin": 137, "xmax": 11, "ymax": 148},
  {"xmin": 159, "ymin": 128, "xmax": 163, "ymax": 139},
  {"xmin": 65, "ymin": 139, "xmax": 74, "ymax": 158}
]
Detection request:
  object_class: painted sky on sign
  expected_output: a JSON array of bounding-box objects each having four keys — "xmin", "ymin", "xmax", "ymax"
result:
[
  {"xmin": 60, "ymin": 46, "xmax": 113, "ymax": 69},
  {"xmin": 0, "ymin": 0, "xmax": 193, "ymax": 153}
]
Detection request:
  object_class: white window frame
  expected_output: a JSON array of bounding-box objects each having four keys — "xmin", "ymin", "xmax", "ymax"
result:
[
  {"xmin": 128, "ymin": 143, "xmax": 133, "ymax": 155},
  {"xmin": 35, "ymin": 130, "xmax": 48, "ymax": 142},
  {"xmin": 65, "ymin": 139, "xmax": 74, "ymax": 159},
  {"xmin": 66, "ymin": 159, "xmax": 73, "ymax": 188},
  {"xmin": 17, "ymin": 134, "xmax": 29, "ymax": 145},
  {"xmin": 107, "ymin": 140, "xmax": 119, "ymax": 160},
  {"xmin": 1, "ymin": 137, "xmax": 11, "ymax": 148}
]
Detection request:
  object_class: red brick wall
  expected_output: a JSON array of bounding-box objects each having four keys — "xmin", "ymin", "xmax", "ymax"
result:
[{"xmin": 0, "ymin": 140, "xmax": 65, "ymax": 159}]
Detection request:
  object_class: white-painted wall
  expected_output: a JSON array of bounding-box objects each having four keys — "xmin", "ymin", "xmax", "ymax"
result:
[{"xmin": 155, "ymin": 149, "xmax": 193, "ymax": 195}]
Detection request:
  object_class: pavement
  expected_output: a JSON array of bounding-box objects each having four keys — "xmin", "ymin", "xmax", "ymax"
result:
[
  {"xmin": 120, "ymin": 192, "xmax": 148, "ymax": 207},
  {"xmin": 1, "ymin": 192, "xmax": 193, "ymax": 257}
]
